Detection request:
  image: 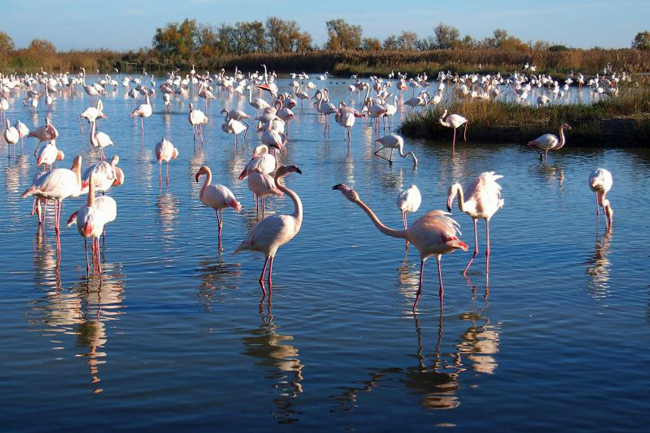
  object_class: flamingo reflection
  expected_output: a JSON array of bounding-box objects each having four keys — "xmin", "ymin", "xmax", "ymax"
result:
[{"xmin": 586, "ymin": 230, "xmax": 612, "ymax": 300}]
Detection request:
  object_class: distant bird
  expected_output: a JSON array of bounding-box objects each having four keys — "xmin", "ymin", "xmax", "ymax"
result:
[
  {"xmin": 28, "ymin": 117, "xmax": 58, "ymax": 156},
  {"xmin": 404, "ymin": 91, "xmax": 429, "ymax": 112},
  {"xmin": 130, "ymin": 93, "xmax": 152, "ymax": 135},
  {"xmin": 235, "ymin": 165, "xmax": 303, "ymax": 294},
  {"xmin": 447, "ymin": 172, "xmax": 504, "ymax": 277},
  {"xmin": 4, "ymin": 119, "xmax": 19, "ymax": 158},
  {"xmin": 374, "ymin": 134, "xmax": 418, "ymax": 167},
  {"xmin": 154, "ymin": 138, "xmax": 179, "ymax": 188},
  {"xmin": 89, "ymin": 120, "xmax": 113, "ymax": 160},
  {"xmin": 36, "ymin": 139, "xmax": 64, "ymax": 170},
  {"xmin": 438, "ymin": 109, "xmax": 468, "ymax": 150},
  {"xmin": 66, "ymin": 172, "xmax": 117, "ymax": 276},
  {"xmin": 189, "ymin": 102, "xmax": 208, "ymax": 146},
  {"xmin": 333, "ymin": 184, "xmax": 468, "ymax": 311},
  {"xmin": 22, "ymin": 155, "xmax": 83, "ymax": 234},
  {"xmin": 195, "ymin": 165, "xmax": 242, "ymax": 249},
  {"xmin": 527, "ymin": 123, "xmax": 572, "ymax": 159},
  {"xmin": 397, "ymin": 185, "xmax": 422, "ymax": 253},
  {"xmin": 589, "ymin": 168, "xmax": 613, "ymax": 229}
]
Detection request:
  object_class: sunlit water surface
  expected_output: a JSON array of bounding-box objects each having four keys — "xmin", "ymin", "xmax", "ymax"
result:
[{"xmin": 0, "ymin": 77, "xmax": 649, "ymax": 431}]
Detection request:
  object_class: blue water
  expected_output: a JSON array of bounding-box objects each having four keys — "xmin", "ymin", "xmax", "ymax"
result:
[{"xmin": 0, "ymin": 76, "xmax": 649, "ymax": 431}]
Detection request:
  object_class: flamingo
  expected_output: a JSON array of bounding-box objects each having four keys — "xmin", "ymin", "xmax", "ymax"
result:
[
  {"xmin": 89, "ymin": 120, "xmax": 113, "ymax": 160},
  {"xmin": 439, "ymin": 110, "xmax": 468, "ymax": 151},
  {"xmin": 335, "ymin": 102, "xmax": 359, "ymax": 146},
  {"xmin": 36, "ymin": 140, "xmax": 64, "ymax": 170},
  {"xmin": 195, "ymin": 165, "xmax": 242, "ymax": 249},
  {"xmin": 238, "ymin": 145, "xmax": 276, "ymax": 181},
  {"xmin": 80, "ymin": 67, "xmax": 100, "ymax": 103},
  {"xmin": 589, "ymin": 168, "xmax": 613, "ymax": 229},
  {"xmin": 248, "ymin": 85, "xmax": 270, "ymax": 115},
  {"xmin": 130, "ymin": 93, "xmax": 152, "ymax": 135},
  {"xmin": 527, "ymin": 123, "xmax": 571, "ymax": 160},
  {"xmin": 247, "ymin": 169, "xmax": 283, "ymax": 218},
  {"xmin": 397, "ymin": 185, "xmax": 422, "ymax": 253},
  {"xmin": 15, "ymin": 120, "xmax": 29, "ymax": 149},
  {"xmin": 66, "ymin": 173, "xmax": 117, "ymax": 275},
  {"xmin": 154, "ymin": 139, "xmax": 179, "ymax": 188},
  {"xmin": 4, "ymin": 119, "xmax": 19, "ymax": 158},
  {"xmin": 404, "ymin": 91, "xmax": 429, "ymax": 112},
  {"xmin": 22, "ymin": 155, "xmax": 83, "ymax": 234},
  {"xmin": 333, "ymin": 184, "xmax": 468, "ymax": 311},
  {"xmin": 81, "ymin": 156, "xmax": 124, "ymax": 195},
  {"xmin": 447, "ymin": 172, "xmax": 504, "ymax": 277},
  {"xmin": 221, "ymin": 114, "xmax": 248, "ymax": 150},
  {"xmin": 28, "ymin": 117, "xmax": 59, "ymax": 156},
  {"xmin": 79, "ymin": 99, "xmax": 107, "ymax": 133},
  {"xmin": 189, "ymin": 103, "xmax": 208, "ymax": 146},
  {"xmin": 374, "ymin": 134, "xmax": 418, "ymax": 167},
  {"xmin": 235, "ymin": 165, "xmax": 303, "ymax": 294}
]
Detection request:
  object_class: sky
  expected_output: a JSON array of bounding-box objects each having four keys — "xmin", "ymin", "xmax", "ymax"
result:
[{"xmin": 3, "ymin": 0, "xmax": 649, "ymax": 51}]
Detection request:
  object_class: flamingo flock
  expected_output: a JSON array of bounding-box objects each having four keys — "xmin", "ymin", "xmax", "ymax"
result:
[{"xmin": 1, "ymin": 64, "xmax": 620, "ymax": 312}]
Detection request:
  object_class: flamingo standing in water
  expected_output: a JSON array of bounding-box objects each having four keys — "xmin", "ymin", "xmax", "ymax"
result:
[
  {"xmin": 130, "ymin": 93, "xmax": 152, "ymax": 136},
  {"xmin": 238, "ymin": 144, "xmax": 276, "ymax": 181},
  {"xmin": 22, "ymin": 155, "xmax": 83, "ymax": 234},
  {"xmin": 89, "ymin": 120, "xmax": 113, "ymax": 160},
  {"xmin": 79, "ymin": 99, "xmax": 107, "ymax": 133},
  {"xmin": 188, "ymin": 103, "xmax": 208, "ymax": 146},
  {"xmin": 28, "ymin": 117, "xmax": 58, "ymax": 156},
  {"xmin": 527, "ymin": 123, "xmax": 571, "ymax": 160},
  {"xmin": 4, "ymin": 119, "xmax": 19, "ymax": 158},
  {"xmin": 235, "ymin": 165, "xmax": 303, "ymax": 294},
  {"xmin": 36, "ymin": 140, "xmax": 64, "ymax": 170},
  {"xmin": 154, "ymin": 139, "xmax": 179, "ymax": 188},
  {"xmin": 396, "ymin": 185, "xmax": 422, "ymax": 253},
  {"xmin": 589, "ymin": 168, "xmax": 613, "ymax": 229},
  {"xmin": 447, "ymin": 172, "xmax": 504, "ymax": 277},
  {"xmin": 374, "ymin": 134, "xmax": 418, "ymax": 167},
  {"xmin": 67, "ymin": 172, "xmax": 117, "ymax": 275},
  {"xmin": 81, "ymin": 156, "xmax": 124, "ymax": 195},
  {"xmin": 221, "ymin": 112, "xmax": 248, "ymax": 150},
  {"xmin": 15, "ymin": 120, "xmax": 29, "ymax": 149},
  {"xmin": 195, "ymin": 165, "xmax": 242, "ymax": 249},
  {"xmin": 438, "ymin": 110, "xmax": 468, "ymax": 151},
  {"xmin": 333, "ymin": 183, "xmax": 468, "ymax": 311}
]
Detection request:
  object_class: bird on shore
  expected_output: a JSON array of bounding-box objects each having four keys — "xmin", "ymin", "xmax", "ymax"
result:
[
  {"xmin": 438, "ymin": 110, "xmax": 468, "ymax": 151},
  {"xmin": 447, "ymin": 172, "xmax": 504, "ymax": 277},
  {"xmin": 589, "ymin": 168, "xmax": 613, "ymax": 229},
  {"xmin": 527, "ymin": 123, "xmax": 571, "ymax": 160},
  {"xmin": 195, "ymin": 165, "xmax": 242, "ymax": 250},
  {"xmin": 374, "ymin": 134, "xmax": 418, "ymax": 167},
  {"xmin": 154, "ymin": 139, "xmax": 178, "ymax": 188},
  {"xmin": 235, "ymin": 165, "xmax": 303, "ymax": 295},
  {"xmin": 397, "ymin": 185, "xmax": 422, "ymax": 253},
  {"xmin": 333, "ymin": 184, "xmax": 468, "ymax": 311}
]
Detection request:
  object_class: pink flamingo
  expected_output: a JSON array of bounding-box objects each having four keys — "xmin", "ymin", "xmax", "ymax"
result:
[
  {"xmin": 81, "ymin": 156, "xmax": 124, "ymax": 195},
  {"xmin": 396, "ymin": 185, "xmax": 422, "ymax": 253},
  {"xmin": 36, "ymin": 140, "xmax": 64, "ymax": 171},
  {"xmin": 438, "ymin": 109, "xmax": 468, "ymax": 151},
  {"xmin": 89, "ymin": 120, "xmax": 113, "ymax": 160},
  {"xmin": 130, "ymin": 93, "xmax": 152, "ymax": 136},
  {"xmin": 247, "ymin": 169, "xmax": 283, "ymax": 218},
  {"xmin": 333, "ymin": 183, "xmax": 468, "ymax": 311},
  {"xmin": 22, "ymin": 155, "xmax": 83, "ymax": 234},
  {"xmin": 154, "ymin": 139, "xmax": 178, "ymax": 188},
  {"xmin": 189, "ymin": 103, "xmax": 208, "ymax": 146},
  {"xmin": 447, "ymin": 172, "xmax": 504, "ymax": 277},
  {"xmin": 589, "ymin": 168, "xmax": 613, "ymax": 229},
  {"xmin": 28, "ymin": 117, "xmax": 58, "ymax": 156},
  {"xmin": 195, "ymin": 165, "xmax": 242, "ymax": 249},
  {"xmin": 4, "ymin": 119, "xmax": 19, "ymax": 158},
  {"xmin": 527, "ymin": 123, "xmax": 571, "ymax": 160},
  {"xmin": 235, "ymin": 165, "xmax": 303, "ymax": 295}
]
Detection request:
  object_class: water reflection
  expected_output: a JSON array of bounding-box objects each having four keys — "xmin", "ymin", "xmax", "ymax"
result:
[
  {"xmin": 195, "ymin": 254, "xmax": 242, "ymax": 311},
  {"xmin": 586, "ymin": 230, "xmax": 612, "ymax": 300},
  {"xmin": 331, "ymin": 306, "xmax": 500, "ymax": 412},
  {"xmin": 240, "ymin": 303, "xmax": 304, "ymax": 424}
]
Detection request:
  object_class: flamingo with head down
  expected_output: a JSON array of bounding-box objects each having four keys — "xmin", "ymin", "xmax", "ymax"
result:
[{"xmin": 196, "ymin": 165, "xmax": 242, "ymax": 249}]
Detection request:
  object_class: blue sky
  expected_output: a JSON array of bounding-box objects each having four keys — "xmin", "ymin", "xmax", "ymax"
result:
[{"xmin": 3, "ymin": 0, "xmax": 648, "ymax": 51}]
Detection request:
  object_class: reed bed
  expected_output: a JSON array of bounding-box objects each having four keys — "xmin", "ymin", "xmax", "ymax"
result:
[{"xmin": 400, "ymin": 87, "xmax": 650, "ymax": 147}]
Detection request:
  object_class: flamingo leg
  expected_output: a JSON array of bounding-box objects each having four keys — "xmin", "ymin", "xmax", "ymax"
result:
[
  {"xmin": 486, "ymin": 219, "xmax": 491, "ymax": 275},
  {"xmin": 413, "ymin": 259, "xmax": 425, "ymax": 311},
  {"xmin": 463, "ymin": 218, "xmax": 479, "ymax": 275},
  {"xmin": 402, "ymin": 211, "xmax": 409, "ymax": 252},
  {"xmin": 437, "ymin": 255, "xmax": 444, "ymax": 312},
  {"xmin": 215, "ymin": 209, "xmax": 222, "ymax": 250},
  {"xmin": 166, "ymin": 161, "xmax": 170, "ymax": 187},
  {"xmin": 85, "ymin": 238, "xmax": 90, "ymax": 276},
  {"xmin": 595, "ymin": 193, "xmax": 600, "ymax": 217},
  {"xmin": 96, "ymin": 238, "xmax": 102, "ymax": 277},
  {"xmin": 267, "ymin": 256, "xmax": 274, "ymax": 293},
  {"xmin": 259, "ymin": 257, "xmax": 269, "ymax": 294},
  {"xmin": 158, "ymin": 162, "xmax": 162, "ymax": 188},
  {"xmin": 463, "ymin": 121, "xmax": 468, "ymax": 142},
  {"xmin": 452, "ymin": 128, "xmax": 457, "ymax": 151}
]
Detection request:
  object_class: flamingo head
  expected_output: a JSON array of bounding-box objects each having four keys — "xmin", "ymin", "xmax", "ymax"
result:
[
  {"xmin": 71, "ymin": 155, "xmax": 82, "ymax": 174},
  {"xmin": 220, "ymin": 108, "xmax": 227, "ymax": 115},
  {"xmin": 561, "ymin": 123, "xmax": 572, "ymax": 130},
  {"xmin": 605, "ymin": 201, "xmax": 614, "ymax": 228},
  {"xmin": 275, "ymin": 164, "xmax": 302, "ymax": 180},
  {"xmin": 332, "ymin": 183, "xmax": 360, "ymax": 203},
  {"xmin": 252, "ymin": 145, "xmax": 268, "ymax": 158},
  {"xmin": 110, "ymin": 155, "xmax": 120, "ymax": 166},
  {"xmin": 56, "ymin": 150, "xmax": 65, "ymax": 161},
  {"xmin": 446, "ymin": 183, "xmax": 462, "ymax": 212},
  {"xmin": 195, "ymin": 165, "xmax": 209, "ymax": 182},
  {"xmin": 171, "ymin": 148, "xmax": 179, "ymax": 159},
  {"xmin": 113, "ymin": 168, "xmax": 125, "ymax": 186}
]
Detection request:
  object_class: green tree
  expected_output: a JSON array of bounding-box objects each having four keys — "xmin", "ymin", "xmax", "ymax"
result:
[
  {"xmin": 265, "ymin": 17, "xmax": 312, "ymax": 52},
  {"xmin": 433, "ymin": 23, "xmax": 459, "ymax": 49},
  {"xmin": 632, "ymin": 31, "xmax": 650, "ymax": 50},
  {"xmin": 0, "ymin": 32, "xmax": 15, "ymax": 57},
  {"xmin": 325, "ymin": 18, "xmax": 362, "ymax": 50},
  {"xmin": 153, "ymin": 19, "xmax": 198, "ymax": 58}
]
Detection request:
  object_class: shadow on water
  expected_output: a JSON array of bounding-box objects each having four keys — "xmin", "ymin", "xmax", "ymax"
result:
[{"xmin": 240, "ymin": 301, "xmax": 304, "ymax": 425}]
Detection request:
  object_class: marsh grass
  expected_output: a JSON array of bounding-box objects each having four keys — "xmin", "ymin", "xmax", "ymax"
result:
[{"xmin": 400, "ymin": 87, "xmax": 650, "ymax": 147}]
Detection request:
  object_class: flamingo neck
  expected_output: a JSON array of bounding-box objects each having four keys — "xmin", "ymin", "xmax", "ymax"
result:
[
  {"xmin": 200, "ymin": 169, "xmax": 212, "ymax": 199},
  {"xmin": 557, "ymin": 126, "xmax": 567, "ymax": 149},
  {"xmin": 88, "ymin": 175, "xmax": 95, "ymax": 207},
  {"xmin": 354, "ymin": 199, "xmax": 408, "ymax": 241},
  {"xmin": 451, "ymin": 184, "xmax": 467, "ymax": 213},
  {"xmin": 439, "ymin": 115, "xmax": 451, "ymax": 128},
  {"xmin": 277, "ymin": 177, "xmax": 302, "ymax": 224}
]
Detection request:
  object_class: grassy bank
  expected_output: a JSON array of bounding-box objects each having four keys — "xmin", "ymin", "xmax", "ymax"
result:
[
  {"xmin": 399, "ymin": 88, "xmax": 650, "ymax": 147},
  {"xmin": 2, "ymin": 48, "xmax": 649, "ymax": 77}
]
